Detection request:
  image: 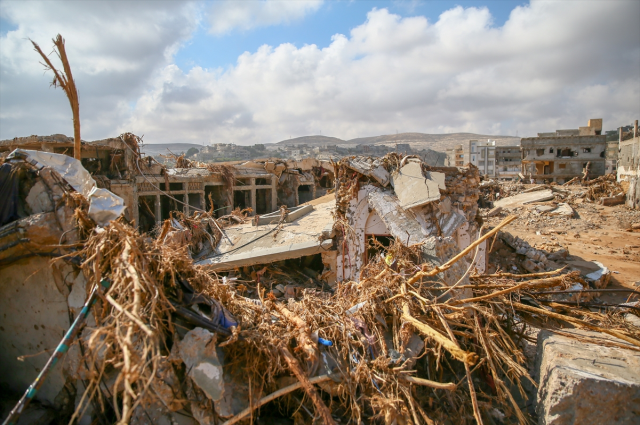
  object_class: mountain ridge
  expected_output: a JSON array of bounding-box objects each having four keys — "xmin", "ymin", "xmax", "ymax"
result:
[{"xmin": 276, "ymin": 132, "xmax": 521, "ymax": 152}]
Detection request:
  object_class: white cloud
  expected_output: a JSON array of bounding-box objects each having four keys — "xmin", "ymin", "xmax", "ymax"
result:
[
  {"xmin": 122, "ymin": 1, "xmax": 640, "ymax": 144},
  {"xmin": 0, "ymin": 0, "xmax": 198, "ymax": 139},
  {"xmin": 208, "ymin": 0, "xmax": 323, "ymax": 35},
  {"xmin": 1, "ymin": 0, "xmax": 639, "ymax": 145}
]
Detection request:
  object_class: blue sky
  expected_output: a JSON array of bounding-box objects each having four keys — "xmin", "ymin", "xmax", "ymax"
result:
[
  {"xmin": 0, "ymin": 0, "xmax": 638, "ymax": 144},
  {"xmin": 175, "ymin": 1, "xmax": 527, "ymax": 71}
]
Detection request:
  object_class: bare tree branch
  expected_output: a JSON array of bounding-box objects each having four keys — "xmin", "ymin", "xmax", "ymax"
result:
[{"xmin": 30, "ymin": 34, "xmax": 81, "ymax": 160}]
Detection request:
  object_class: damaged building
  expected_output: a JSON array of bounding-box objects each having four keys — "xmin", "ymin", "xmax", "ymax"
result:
[
  {"xmin": 199, "ymin": 155, "xmax": 486, "ymax": 297},
  {"xmin": 617, "ymin": 120, "xmax": 640, "ymax": 209},
  {"xmin": 520, "ymin": 118, "xmax": 606, "ymax": 183},
  {"xmin": 1, "ymin": 142, "xmax": 639, "ymax": 425},
  {"xmin": 0, "ymin": 134, "xmax": 336, "ymax": 233}
]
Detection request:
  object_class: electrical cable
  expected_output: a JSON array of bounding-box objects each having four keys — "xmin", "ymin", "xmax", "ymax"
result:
[{"xmin": 196, "ymin": 223, "xmax": 281, "ymax": 261}]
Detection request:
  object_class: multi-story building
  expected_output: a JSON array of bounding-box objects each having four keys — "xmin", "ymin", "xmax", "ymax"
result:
[
  {"xmin": 464, "ymin": 140, "xmax": 497, "ymax": 178},
  {"xmin": 617, "ymin": 120, "xmax": 639, "ymax": 209},
  {"xmin": 605, "ymin": 141, "xmax": 619, "ymax": 175},
  {"xmin": 520, "ymin": 119, "xmax": 606, "ymax": 184},
  {"xmin": 446, "ymin": 144, "xmax": 465, "ymax": 167},
  {"xmin": 495, "ymin": 145, "xmax": 522, "ymax": 180}
]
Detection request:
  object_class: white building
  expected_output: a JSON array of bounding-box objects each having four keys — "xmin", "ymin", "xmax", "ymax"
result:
[{"xmin": 465, "ymin": 140, "xmax": 497, "ymax": 178}]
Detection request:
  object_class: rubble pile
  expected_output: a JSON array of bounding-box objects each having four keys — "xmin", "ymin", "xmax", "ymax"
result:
[
  {"xmin": 27, "ymin": 214, "xmax": 630, "ymax": 425},
  {"xmin": 2, "ymin": 151, "xmax": 639, "ymax": 425}
]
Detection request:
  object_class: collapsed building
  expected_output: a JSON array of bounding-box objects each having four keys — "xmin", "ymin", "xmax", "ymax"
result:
[
  {"xmin": 520, "ymin": 118, "xmax": 606, "ymax": 184},
  {"xmin": 1, "ymin": 144, "xmax": 638, "ymax": 425},
  {"xmin": 198, "ymin": 155, "xmax": 486, "ymax": 292},
  {"xmin": 0, "ymin": 134, "xmax": 336, "ymax": 233}
]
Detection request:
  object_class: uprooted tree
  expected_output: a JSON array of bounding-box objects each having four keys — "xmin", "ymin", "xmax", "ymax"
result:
[{"xmin": 31, "ymin": 34, "xmax": 81, "ymax": 160}]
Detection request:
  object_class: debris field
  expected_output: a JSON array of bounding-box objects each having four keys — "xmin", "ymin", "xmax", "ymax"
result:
[{"xmin": 1, "ymin": 146, "xmax": 639, "ymax": 425}]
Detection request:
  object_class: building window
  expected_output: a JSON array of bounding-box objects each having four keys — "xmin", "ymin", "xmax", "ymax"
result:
[
  {"xmin": 536, "ymin": 149, "xmax": 545, "ymax": 156},
  {"xmin": 549, "ymin": 148, "xmax": 554, "ymax": 153},
  {"xmin": 583, "ymin": 148, "xmax": 591, "ymax": 153},
  {"xmin": 479, "ymin": 161, "xmax": 485, "ymax": 166},
  {"xmin": 559, "ymin": 148, "xmax": 576, "ymax": 157}
]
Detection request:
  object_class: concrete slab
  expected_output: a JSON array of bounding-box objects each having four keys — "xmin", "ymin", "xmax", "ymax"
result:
[
  {"xmin": 536, "ymin": 329, "xmax": 640, "ymax": 425},
  {"xmin": 346, "ymin": 157, "xmax": 390, "ymax": 186},
  {"xmin": 198, "ymin": 198, "xmax": 335, "ymax": 270},
  {"xmin": 178, "ymin": 328, "xmax": 225, "ymax": 403},
  {"xmin": 494, "ymin": 189, "xmax": 554, "ymax": 209},
  {"xmin": 367, "ymin": 188, "xmax": 429, "ymax": 246},
  {"xmin": 536, "ymin": 205, "xmax": 556, "ymax": 214},
  {"xmin": 439, "ymin": 210, "xmax": 467, "ymax": 238},
  {"xmin": 391, "ymin": 162, "xmax": 443, "ymax": 209},
  {"xmin": 255, "ymin": 204, "xmax": 313, "ymax": 225},
  {"xmin": 546, "ymin": 203, "xmax": 574, "ymax": 217}
]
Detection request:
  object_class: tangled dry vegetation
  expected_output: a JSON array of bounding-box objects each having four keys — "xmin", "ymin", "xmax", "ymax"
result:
[{"xmin": 65, "ymin": 203, "xmax": 640, "ymax": 425}]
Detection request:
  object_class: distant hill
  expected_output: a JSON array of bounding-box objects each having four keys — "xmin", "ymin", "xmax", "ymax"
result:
[
  {"xmin": 277, "ymin": 132, "xmax": 520, "ymax": 152},
  {"xmin": 276, "ymin": 135, "xmax": 345, "ymax": 145},
  {"xmin": 141, "ymin": 143, "xmax": 203, "ymax": 157}
]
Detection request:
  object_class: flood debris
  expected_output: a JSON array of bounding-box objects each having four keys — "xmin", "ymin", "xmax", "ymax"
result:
[{"xmin": 1, "ymin": 151, "xmax": 639, "ymax": 425}]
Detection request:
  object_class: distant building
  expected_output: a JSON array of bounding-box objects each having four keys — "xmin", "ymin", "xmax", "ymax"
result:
[
  {"xmin": 605, "ymin": 141, "xmax": 618, "ymax": 174},
  {"xmin": 446, "ymin": 144, "xmax": 464, "ymax": 167},
  {"xmin": 521, "ymin": 118, "xmax": 605, "ymax": 184},
  {"xmin": 495, "ymin": 145, "xmax": 522, "ymax": 180},
  {"xmin": 617, "ymin": 120, "xmax": 639, "ymax": 209},
  {"xmin": 464, "ymin": 140, "xmax": 497, "ymax": 178}
]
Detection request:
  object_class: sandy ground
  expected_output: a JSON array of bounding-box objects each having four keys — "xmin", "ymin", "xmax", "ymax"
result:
[{"xmin": 484, "ymin": 197, "xmax": 640, "ymax": 304}]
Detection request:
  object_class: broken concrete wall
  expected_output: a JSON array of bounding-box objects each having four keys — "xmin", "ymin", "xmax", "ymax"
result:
[
  {"xmin": 617, "ymin": 136, "xmax": 640, "ymax": 209},
  {"xmin": 336, "ymin": 163, "xmax": 485, "ymax": 282},
  {"xmin": 0, "ymin": 257, "xmax": 87, "ymax": 413},
  {"xmin": 110, "ymin": 181, "xmax": 136, "ymax": 222},
  {"xmin": 535, "ymin": 329, "xmax": 640, "ymax": 425},
  {"xmin": 276, "ymin": 172, "xmax": 299, "ymax": 208},
  {"xmin": 521, "ymin": 134, "xmax": 607, "ymax": 183}
]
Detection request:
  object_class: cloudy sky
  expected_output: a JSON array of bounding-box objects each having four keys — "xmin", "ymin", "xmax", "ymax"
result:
[{"xmin": 1, "ymin": 0, "xmax": 638, "ymax": 145}]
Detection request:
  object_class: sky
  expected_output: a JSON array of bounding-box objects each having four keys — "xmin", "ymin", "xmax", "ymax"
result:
[{"xmin": 0, "ymin": 0, "xmax": 639, "ymax": 145}]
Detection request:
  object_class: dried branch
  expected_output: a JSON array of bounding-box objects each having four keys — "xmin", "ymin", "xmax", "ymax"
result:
[{"xmin": 31, "ymin": 34, "xmax": 81, "ymax": 159}]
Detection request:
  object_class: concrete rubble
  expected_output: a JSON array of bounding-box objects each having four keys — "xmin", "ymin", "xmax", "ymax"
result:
[
  {"xmin": 535, "ymin": 329, "xmax": 640, "ymax": 425},
  {"xmin": 1, "ymin": 145, "xmax": 639, "ymax": 425}
]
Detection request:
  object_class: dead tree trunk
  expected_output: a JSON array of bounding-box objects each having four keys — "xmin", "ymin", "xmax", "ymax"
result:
[
  {"xmin": 31, "ymin": 34, "xmax": 81, "ymax": 160},
  {"xmin": 582, "ymin": 161, "xmax": 591, "ymax": 182}
]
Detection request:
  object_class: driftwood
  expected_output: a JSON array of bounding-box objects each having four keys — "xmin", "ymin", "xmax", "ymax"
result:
[
  {"xmin": 273, "ymin": 304, "xmax": 318, "ymax": 364},
  {"xmin": 31, "ymin": 35, "xmax": 81, "ymax": 159},
  {"xmin": 280, "ymin": 347, "xmax": 335, "ymax": 425},
  {"xmin": 222, "ymin": 374, "xmax": 333, "ymax": 425},
  {"xmin": 408, "ymin": 215, "xmax": 517, "ymax": 286}
]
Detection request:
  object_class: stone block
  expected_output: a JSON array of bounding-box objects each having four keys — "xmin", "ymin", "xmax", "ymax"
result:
[
  {"xmin": 178, "ymin": 328, "xmax": 225, "ymax": 403},
  {"xmin": 535, "ymin": 329, "xmax": 640, "ymax": 425}
]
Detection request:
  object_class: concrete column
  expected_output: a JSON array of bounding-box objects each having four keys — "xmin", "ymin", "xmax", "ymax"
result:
[
  {"xmin": 620, "ymin": 127, "xmax": 623, "ymax": 143},
  {"xmin": 156, "ymin": 193, "xmax": 161, "ymax": 225},
  {"xmin": 271, "ymin": 177, "xmax": 278, "ymax": 211},
  {"xmin": 184, "ymin": 183, "xmax": 189, "ymax": 216},
  {"xmin": 250, "ymin": 178, "xmax": 257, "ymax": 215},
  {"xmin": 132, "ymin": 183, "xmax": 140, "ymax": 228},
  {"xmin": 635, "ymin": 120, "xmax": 638, "ymax": 138}
]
